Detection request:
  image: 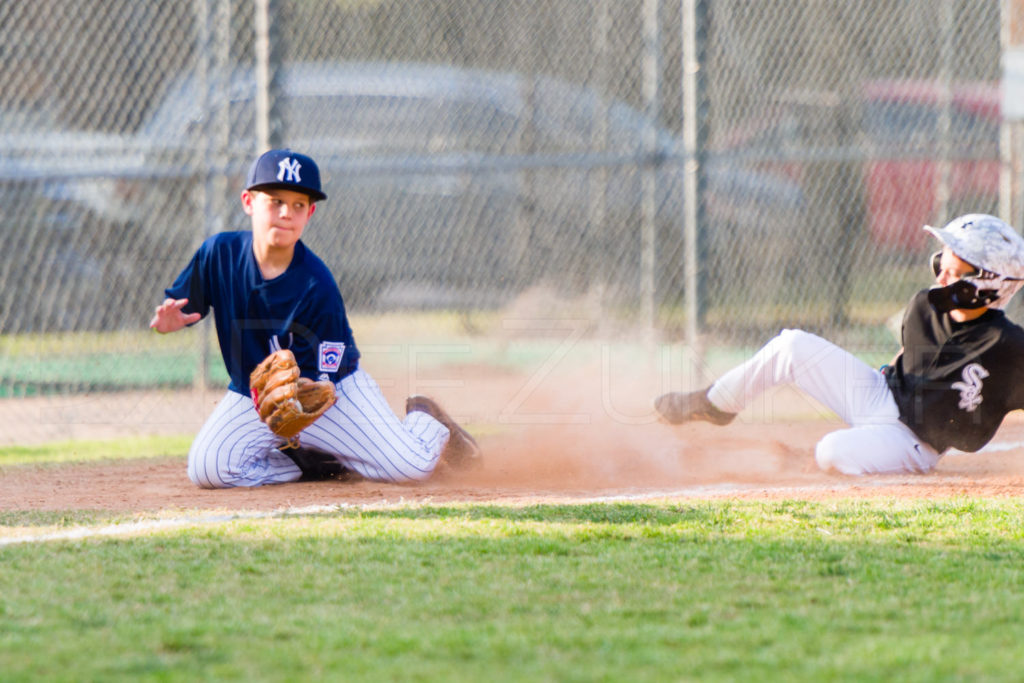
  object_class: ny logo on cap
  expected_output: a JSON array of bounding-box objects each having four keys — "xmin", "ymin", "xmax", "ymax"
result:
[{"xmin": 276, "ymin": 157, "xmax": 302, "ymax": 183}]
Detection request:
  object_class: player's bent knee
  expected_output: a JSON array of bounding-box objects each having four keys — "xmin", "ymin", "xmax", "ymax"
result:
[
  {"xmin": 186, "ymin": 450, "xmax": 247, "ymax": 489},
  {"xmin": 765, "ymin": 329, "xmax": 815, "ymax": 372},
  {"xmin": 187, "ymin": 462, "xmax": 229, "ymax": 489},
  {"xmin": 395, "ymin": 453, "xmax": 444, "ymax": 483},
  {"xmin": 776, "ymin": 328, "xmax": 821, "ymax": 358},
  {"xmin": 814, "ymin": 433, "xmax": 867, "ymax": 475},
  {"xmin": 187, "ymin": 469, "xmax": 219, "ymax": 489}
]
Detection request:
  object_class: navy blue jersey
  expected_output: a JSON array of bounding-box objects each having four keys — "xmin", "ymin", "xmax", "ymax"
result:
[{"xmin": 166, "ymin": 231, "xmax": 360, "ymax": 395}]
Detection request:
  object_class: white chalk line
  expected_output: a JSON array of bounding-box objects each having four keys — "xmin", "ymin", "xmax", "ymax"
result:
[
  {"xmin": 0, "ymin": 505, "xmax": 347, "ymax": 548},
  {"xmin": 0, "ymin": 480, "xmax": 924, "ymax": 547},
  {"xmin": 5, "ymin": 438, "xmax": 1024, "ymax": 547}
]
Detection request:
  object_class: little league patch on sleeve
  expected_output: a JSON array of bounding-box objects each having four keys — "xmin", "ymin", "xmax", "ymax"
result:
[{"xmin": 318, "ymin": 341, "xmax": 346, "ymax": 373}]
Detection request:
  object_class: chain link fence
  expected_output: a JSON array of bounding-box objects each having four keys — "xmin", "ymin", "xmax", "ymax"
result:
[{"xmin": 0, "ymin": 0, "xmax": 1010, "ymax": 405}]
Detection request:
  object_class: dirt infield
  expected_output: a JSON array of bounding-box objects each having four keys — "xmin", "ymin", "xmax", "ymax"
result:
[
  {"xmin": 4, "ymin": 360, "xmax": 1024, "ymax": 513},
  {"xmin": 4, "ymin": 406, "xmax": 1024, "ymax": 513}
]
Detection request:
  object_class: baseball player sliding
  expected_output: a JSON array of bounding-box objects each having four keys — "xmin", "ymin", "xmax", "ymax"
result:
[
  {"xmin": 150, "ymin": 148, "xmax": 481, "ymax": 488},
  {"xmin": 656, "ymin": 214, "xmax": 1024, "ymax": 475}
]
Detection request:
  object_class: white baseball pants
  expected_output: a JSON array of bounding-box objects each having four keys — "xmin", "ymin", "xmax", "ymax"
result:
[
  {"xmin": 706, "ymin": 329, "xmax": 940, "ymax": 475},
  {"xmin": 187, "ymin": 368, "xmax": 450, "ymax": 488}
]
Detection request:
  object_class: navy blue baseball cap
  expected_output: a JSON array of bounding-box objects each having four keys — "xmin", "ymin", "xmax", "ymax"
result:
[{"xmin": 245, "ymin": 148, "xmax": 327, "ymax": 202}]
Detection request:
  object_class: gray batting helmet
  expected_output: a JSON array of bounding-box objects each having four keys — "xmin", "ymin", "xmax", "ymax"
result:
[{"xmin": 924, "ymin": 214, "xmax": 1024, "ymax": 309}]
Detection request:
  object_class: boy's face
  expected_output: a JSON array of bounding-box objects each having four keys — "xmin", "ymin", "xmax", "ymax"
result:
[
  {"xmin": 241, "ymin": 188, "xmax": 316, "ymax": 250},
  {"xmin": 934, "ymin": 247, "xmax": 978, "ymax": 287},
  {"xmin": 934, "ymin": 246, "xmax": 991, "ymax": 321}
]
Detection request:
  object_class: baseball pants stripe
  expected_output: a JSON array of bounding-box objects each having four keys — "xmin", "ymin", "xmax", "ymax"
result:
[{"xmin": 188, "ymin": 369, "xmax": 449, "ymax": 488}]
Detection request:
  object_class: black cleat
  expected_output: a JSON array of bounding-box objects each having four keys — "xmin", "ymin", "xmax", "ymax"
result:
[
  {"xmin": 654, "ymin": 389, "xmax": 736, "ymax": 426},
  {"xmin": 283, "ymin": 446, "xmax": 350, "ymax": 481},
  {"xmin": 406, "ymin": 395, "xmax": 483, "ymax": 470}
]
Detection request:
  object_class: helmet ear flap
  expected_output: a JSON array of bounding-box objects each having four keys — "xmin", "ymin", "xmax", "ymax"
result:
[{"xmin": 930, "ymin": 251, "xmax": 943, "ymax": 277}]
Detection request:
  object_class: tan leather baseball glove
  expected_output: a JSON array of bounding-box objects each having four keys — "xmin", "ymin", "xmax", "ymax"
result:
[{"xmin": 250, "ymin": 349, "xmax": 336, "ymax": 443}]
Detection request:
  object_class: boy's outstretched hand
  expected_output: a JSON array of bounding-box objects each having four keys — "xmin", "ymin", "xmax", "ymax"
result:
[{"xmin": 150, "ymin": 298, "xmax": 202, "ymax": 333}]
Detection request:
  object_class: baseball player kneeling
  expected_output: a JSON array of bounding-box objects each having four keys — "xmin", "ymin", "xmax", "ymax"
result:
[
  {"xmin": 150, "ymin": 148, "xmax": 481, "ymax": 488},
  {"xmin": 655, "ymin": 214, "xmax": 1024, "ymax": 475}
]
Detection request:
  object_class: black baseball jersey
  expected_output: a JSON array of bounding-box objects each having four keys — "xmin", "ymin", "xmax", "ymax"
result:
[{"xmin": 886, "ymin": 289, "xmax": 1024, "ymax": 453}]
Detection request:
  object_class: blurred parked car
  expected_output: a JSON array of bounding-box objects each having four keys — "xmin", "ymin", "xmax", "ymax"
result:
[
  {"xmin": 730, "ymin": 78, "xmax": 1001, "ymax": 254},
  {"xmin": 117, "ymin": 61, "xmax": 803, "ymax": 310},
  {"xmin": 861, "ymin": 78, "xmax": 999, "ymax": 251}
]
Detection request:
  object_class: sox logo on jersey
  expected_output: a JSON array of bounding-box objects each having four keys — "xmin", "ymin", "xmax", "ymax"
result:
[{"xmin": 951, "ymin": 362, "xmax": 989, "ymax": 412}]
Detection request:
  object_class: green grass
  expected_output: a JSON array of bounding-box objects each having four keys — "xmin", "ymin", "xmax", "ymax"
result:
[
  {"xmin": 0, "ymin": 435, "xmax": 192, "ymax": 467},
  {"xmin": 3, "ymin": 499, "xmax": 1024, "ymax": 681}
]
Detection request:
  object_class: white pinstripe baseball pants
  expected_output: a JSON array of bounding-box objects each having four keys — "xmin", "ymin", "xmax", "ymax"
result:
[{"xmin": 187, "ymin": 368, "xmax": 450, "ymax": 488}]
